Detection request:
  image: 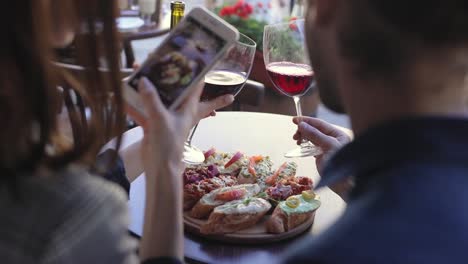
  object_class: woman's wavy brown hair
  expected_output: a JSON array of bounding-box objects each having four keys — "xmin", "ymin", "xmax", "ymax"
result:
[{"xmin": 0, "ymin": 0, "xmax": 125, "ymax": 181}]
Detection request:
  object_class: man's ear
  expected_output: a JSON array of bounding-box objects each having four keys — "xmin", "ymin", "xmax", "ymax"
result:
[{"xmin": 315, "ymin": 0, "xmax": 339, "ymax": 26}]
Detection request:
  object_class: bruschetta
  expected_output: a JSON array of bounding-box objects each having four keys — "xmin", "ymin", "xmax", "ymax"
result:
[
  {"xmin": 200, "ymin": 197, "xmax": 271, "ymax": 234},
  {"xmin": 190, "ymin": 184, "xmax": 261, "ymax": 219},
  {"xmin": 264, "ymin": 161, "xmax": 298, "ymax": 186},
  {"xmin": 183, "ymin": 175, "xmax": 237, "ymax": 211},
  {"xmin": 266, "ymin": 191, "xmax": 320, "ymax": 234},
  {"xmin": 219, "ymin": 151, "xmax": 249, "ymax": 175},
  {"xmin": 266, "ymin": 176, "xmax": 313, "ymax": 201},
  {"xmin": 237, "ymin": 156, "xmax": 273, "ymax": 185}
]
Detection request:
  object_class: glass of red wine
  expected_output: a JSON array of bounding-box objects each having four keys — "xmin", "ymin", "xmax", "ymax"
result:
[
  {"xmin": 263, "ymin": 19, "xmax": 322, "ymax": 158},
  {"xmin": 183, "ymin": 33, "xmax": 257, "ymax": 164}
]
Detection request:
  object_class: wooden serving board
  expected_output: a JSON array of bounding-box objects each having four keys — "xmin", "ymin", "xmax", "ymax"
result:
[{"xmin": 184, "ymin": 211, "xmax": 317, "ymax": 244}]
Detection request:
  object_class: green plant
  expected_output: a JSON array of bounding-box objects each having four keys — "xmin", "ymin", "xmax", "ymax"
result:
[{"xmin": 268, "ymin": 26, "xmax": 304, "ymax": 63}]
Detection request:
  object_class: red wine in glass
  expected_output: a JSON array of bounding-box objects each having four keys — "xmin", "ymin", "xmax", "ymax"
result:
[
  {"xmin": 263, "ymin": 19, "xmax": 322, "ymax": 158},
  {"xmin": 266, "ymin": 62, "xmax": 314, "ymax": 97},
  {"xmin": 201, "ymin": 70, "xmax": 247, "ymax": 101}
]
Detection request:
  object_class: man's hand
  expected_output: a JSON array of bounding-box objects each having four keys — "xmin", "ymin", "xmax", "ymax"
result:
[
  {"xmin": 293, "ymin": 117, "xmax": 351, "ymax": 172},
  {"xmin": 292, "ymin": 117, "xmax": 353, "ymax": 200}
]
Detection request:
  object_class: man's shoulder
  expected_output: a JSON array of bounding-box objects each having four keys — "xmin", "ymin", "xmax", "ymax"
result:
[
  {"xmin": 282, "ymin": 172, "xmax": 468, "ymax": 264},
  {"xmin": 281, "ymin": 213, "xmax": 377, "ymax": 264}
]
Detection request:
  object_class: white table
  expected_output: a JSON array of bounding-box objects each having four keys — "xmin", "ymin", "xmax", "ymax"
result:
[{"xmin": 124, "ymin": 112, "xmax": 347, "ymax": 263}]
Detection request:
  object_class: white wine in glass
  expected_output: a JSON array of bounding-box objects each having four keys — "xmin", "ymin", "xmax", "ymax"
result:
[{"xmin": 182, "ymin": 33, "xmax": 257, "ymax": 164}]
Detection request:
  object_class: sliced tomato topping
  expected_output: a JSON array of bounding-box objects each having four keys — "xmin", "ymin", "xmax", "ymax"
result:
[
  {"xmin": 266, "ymin": 162, "xmax": 287, "ymax": 185},
  {"xmin": 224, "ymin": 151, "xmax": 243, "ymax": 168},
  {"xmin": 251, "ymin": 155, "xmax": 264, "ymax": 163},
  {"xmin": 215, "ymin": 188, "xmax": 246, "ymax": 201},
  {"xmin": 248, "ymin": 157, "xmax": 257, "ymax": 178},
  {"xmin": 203, "ymin": 148, "xmax": 216, "ymax": 160}
]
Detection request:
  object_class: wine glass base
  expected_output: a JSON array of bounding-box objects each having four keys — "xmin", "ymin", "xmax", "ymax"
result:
[
  {"xmin": 182, "ymin": 143, "xmax": 205, "ymax": 165},
  {"xmin": 284, "ymin": 142, "xmax": 322, "ymax": 158}
]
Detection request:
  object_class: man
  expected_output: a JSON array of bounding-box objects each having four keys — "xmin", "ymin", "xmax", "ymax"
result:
[{"xmin": 284, "ymin": 0, "xmax": 468, "ymax": 263}]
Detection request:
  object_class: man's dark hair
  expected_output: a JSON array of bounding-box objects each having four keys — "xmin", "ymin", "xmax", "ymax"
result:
[{"xmin": 338, "ymin": 0, "xmax": 468, "ymax": 80}]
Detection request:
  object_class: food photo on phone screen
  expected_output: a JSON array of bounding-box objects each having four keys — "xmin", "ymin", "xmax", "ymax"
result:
[{"xmin": 128, "ymin": 17, "xmax": 225, "ymax": 107}]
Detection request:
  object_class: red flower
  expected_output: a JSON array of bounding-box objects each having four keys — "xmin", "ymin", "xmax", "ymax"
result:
[
  {"xmin": 234, "ymin": 0, "xmax": 245, "ymax": 8},
  {"xmin": 239, "ymin": 12, "xmax": 249, "ymax": 19},
  {"xmin": 219, "ymin": 8, "xmax": 228, "ymax": 16},
  {"xmin": 219, "ymin": 0, "xmax": 254, "ymax": 19},
  {"xmin": 220, "ymin": 6, "xmax": 235, "ymax": 16},
  {"xmin": 289, "ymin": 18, "xmax": 298, "ymax": 31},
  {"xmin": 289, "ymin": 23, "xmax": 298, "ymax": 31},
  {"xmin": 245, "ymin": 3, "xmax": 254, "ymax": 14},
  {"xmin": 257, "ymin": 2, "xmax": 263, "ymax": 8}
]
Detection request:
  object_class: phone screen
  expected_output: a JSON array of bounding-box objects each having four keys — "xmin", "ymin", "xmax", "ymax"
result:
[{"xmin": 128, "ymin": 17, "xmax": 226, "ymax": 107}]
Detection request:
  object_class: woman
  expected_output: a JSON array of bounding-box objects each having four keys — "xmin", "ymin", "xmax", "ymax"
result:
[{"xmin": 0, "ymin": 0, "xmax": 232, "ymax": 263}]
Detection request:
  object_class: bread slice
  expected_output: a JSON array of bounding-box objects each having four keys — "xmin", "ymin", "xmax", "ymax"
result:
[
  {"xmin": 190, "ymin": 184, "xmax": 261, "ymax": 219},
  {"xmin": 200, "ymin": 198, "xmax": 271, "ymax": 234},
  {"xmin": 184, "ymin": 192, "xmax": 201, "ymax": 211},
  {"xmin": 266, "ymin": 194, "xmax": 321, "ymax": 234}
]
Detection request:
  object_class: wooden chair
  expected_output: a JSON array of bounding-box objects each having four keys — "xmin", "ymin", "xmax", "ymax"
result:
[
  {"xmin": 54, "ymin": 62, "xmax": 137, "ymax": 129},
  {"xmin": 119, "ymin": 6, "xmax": 170, "ymax": 68},
  {"xmin": 121, "ymin": 27, "xmax": 170, "ymax": 68},
  {"xmin": 53, "ymin": 62, "xmax": 135, "ymax": 103},
  {"xmin": 53, "ymin": 62, "xmax": 134, "ymax": 81}
]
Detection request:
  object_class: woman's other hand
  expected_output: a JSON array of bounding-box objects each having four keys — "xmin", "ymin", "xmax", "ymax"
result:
[{"xmin": 197, "ymin": 94, "xmax": 234, "ymax": 120}]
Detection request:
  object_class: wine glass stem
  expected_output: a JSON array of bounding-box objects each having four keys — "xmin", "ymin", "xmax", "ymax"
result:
[
  {"xmin": 293, "ymin": 96, "xmax": 303, "ymax": 117},
  {"xmin": 293, "ymin": 96, "xmax": 308, "ymax": 145},
  {"xmin": 187, "ymin": 123, "xmax": 199, "ymax": 146}
]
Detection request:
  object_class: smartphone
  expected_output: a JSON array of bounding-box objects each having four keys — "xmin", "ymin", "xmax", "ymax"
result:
[{"xmin": 123, "ymin": 7, "xmax": 239, "ymax": 114}]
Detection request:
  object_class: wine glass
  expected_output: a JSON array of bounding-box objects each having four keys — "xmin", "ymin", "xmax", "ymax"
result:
[
  {"xmin": 263, "ymin": 19, "xmax": 322, "ymax": 158},
  {"xmin": 183, "ymin": 33, "xmax": 257, "ymax": 164}
]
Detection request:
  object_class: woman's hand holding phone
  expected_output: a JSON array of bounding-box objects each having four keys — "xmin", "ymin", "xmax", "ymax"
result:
[
  {"xmin": 122, "ymin": 7, "xmax": 239, "ymax": 116},
  {"xmin": 134, "ymin": 77, "xmax": 201, "ymax": 261},
  {"xmin": 136, "ymin": 77, "xmax": 201, "ymax": 168},
  {"xmin": 128, "ymin": 63, "xmax": 235, "ymax": 126}
]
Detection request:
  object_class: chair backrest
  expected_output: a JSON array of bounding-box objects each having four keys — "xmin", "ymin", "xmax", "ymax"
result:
[
  {"xmin": 54, "ymin": 63, "xmax": 265, "ymax": 112},
  {"xmin": 228, "ymin": 79, "xmax": 265, "ymax": 111},
  {"xmin": 122, "ymin": 28, "xmax": 170, "ymax": 68},
  {"xmin": 54, "ymin": 62, "xmax": 137, "ymax": 129},
  {"xmin": 54, "ymin": 62, "xmax": 134, "ymax": 81}
]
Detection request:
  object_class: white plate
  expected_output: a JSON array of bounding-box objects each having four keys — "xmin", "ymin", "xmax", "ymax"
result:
[{"xmin": 117, "ymin": 17, "xmax": 144, "ymax": 32}]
